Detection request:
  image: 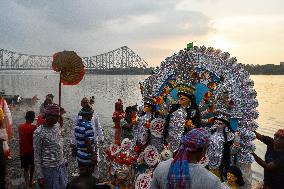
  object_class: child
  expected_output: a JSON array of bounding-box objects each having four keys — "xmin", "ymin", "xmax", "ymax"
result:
[
  {"xmin": 222, "ymin": 166, "xmax": 245, "ymax": 189},
  {"xmin": 18, "ymin": 111, "xmax": 37, "ymax": 188}
]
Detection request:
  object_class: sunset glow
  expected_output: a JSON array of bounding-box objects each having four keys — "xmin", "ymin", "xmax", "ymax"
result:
[{"xmin": 210, "ymin": 37, "xmax": 232, "ymax": 51}]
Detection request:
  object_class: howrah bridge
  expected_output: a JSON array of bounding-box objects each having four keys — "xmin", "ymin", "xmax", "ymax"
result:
[{"xmin": 0, "ymin": 46, "xmax": 148, "ymax": 70}]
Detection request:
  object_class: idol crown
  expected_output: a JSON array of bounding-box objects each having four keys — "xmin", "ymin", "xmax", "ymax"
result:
[{"xmin": 176, "ymin": 83, "xmax": 195, "ymax": 95}]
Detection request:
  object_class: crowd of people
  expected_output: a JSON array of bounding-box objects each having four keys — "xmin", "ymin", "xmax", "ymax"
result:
[
  {"xmin": 0, "ymin": 92, "xmax": 283, "ymax": 189},
  {"xmin": 0, "ymin": 94, "xmax": 110, "ymax": 189},
  {"xmin": 109, "ymin": 95, "xmax": 284, "ymax": 189}
]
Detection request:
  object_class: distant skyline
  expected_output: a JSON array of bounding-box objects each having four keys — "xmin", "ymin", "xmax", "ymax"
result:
[{"xmin": 0, "ymin": 0, "xmax": 283, "ymax": 67}]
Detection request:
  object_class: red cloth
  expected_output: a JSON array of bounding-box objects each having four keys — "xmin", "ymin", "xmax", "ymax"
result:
[
  {"xmin": 18, "ymin": 122, "xmax": 37, "ymax": 156},
  {"xmin": 37, "ymin": 114, "xmax": 44, "ymax": 126},
  {"xmin": 112, "ymin": 111, "xmax": 125, "ymax": 128},
  {"xmin": 112, "ymin": 111, "xmax": 125, "ymax": 145},
  {"xmin": 114, "ymin": 127, "xmax": 122, "ymax": 145}
]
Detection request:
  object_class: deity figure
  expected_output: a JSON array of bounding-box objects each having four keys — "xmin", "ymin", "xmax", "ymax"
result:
[
  {"xmin": 164, "ymin": 85, "xmax": 201, "ymax": 152},
  {"xmin": 134, "ymin": 99, "xmax": 156, "ymax": 147},
  {"xmin": 208, "ymin": 118, "xmax": 240, "ymax": 181}
]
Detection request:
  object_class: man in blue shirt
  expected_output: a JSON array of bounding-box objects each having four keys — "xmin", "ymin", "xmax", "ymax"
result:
[{"xmin": 75, "ymin": 105, "xmax": 97, "ymax": 176}]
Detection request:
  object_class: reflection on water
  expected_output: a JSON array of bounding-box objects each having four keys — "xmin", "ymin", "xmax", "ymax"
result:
[{"xmin": 1, "ymin": 72, "xmax": 284, "ymax": 181}]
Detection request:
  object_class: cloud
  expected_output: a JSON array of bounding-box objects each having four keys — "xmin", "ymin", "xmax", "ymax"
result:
[
  {"xmin": 177, "ymin": 0, "xmax": 284, "ymax": 18},
  {"xmin": 0, "ymin": 0, "xmax": 212, "ymax": 66},
  {"xmin": 14, "ymin": 0, "xmax": 178, "ymax": 31}
]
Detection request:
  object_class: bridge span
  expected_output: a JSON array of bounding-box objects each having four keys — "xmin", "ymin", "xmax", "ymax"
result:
[{"xmin": 0, "ymin": 46, "xmax": 148, "ymax": 70}]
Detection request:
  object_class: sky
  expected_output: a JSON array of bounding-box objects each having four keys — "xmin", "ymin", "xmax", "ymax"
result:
[{"xmin": 0, "ymin": 0, "xmax": 283, "ymax": 67}]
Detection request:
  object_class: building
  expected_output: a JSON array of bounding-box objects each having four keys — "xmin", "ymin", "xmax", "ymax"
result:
[{"xmin": 280, "ymin": 62, "xmax": 284, "ymax": 66}]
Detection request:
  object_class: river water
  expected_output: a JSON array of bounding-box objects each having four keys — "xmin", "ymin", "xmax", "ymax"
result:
[{"xmin": 1, "ymin": 71, "xmax": 283, "ymax": 181}]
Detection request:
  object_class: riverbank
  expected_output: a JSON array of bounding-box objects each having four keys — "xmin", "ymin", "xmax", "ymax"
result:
[{"xmin": 5, "ymin": 103, "xmax": 113, "ymax": 188}]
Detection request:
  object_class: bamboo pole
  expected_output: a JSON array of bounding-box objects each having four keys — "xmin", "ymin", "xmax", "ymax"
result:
[{"xmin": 59, "ymin": 73, "xmax": 62, "ymax": 127}]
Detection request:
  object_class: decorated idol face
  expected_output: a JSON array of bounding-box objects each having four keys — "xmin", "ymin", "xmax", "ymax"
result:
[
  {"xmin": 144, "ymin": 104, "xmax": 152, "ymax": 113},
  {"xmin": 214, "ymin": 120, "xmax": 226, "ymax": 129},
  {"xmin": 121, "ymin": 138, "xmax": 131, "ymax": 149},
  {"xmin": 227, "ymin": 172, "xmax": 238, "ymax": 184},
  {"xmin": 178, "ymin": 94, "xmax": 190, "ymax": 107}
]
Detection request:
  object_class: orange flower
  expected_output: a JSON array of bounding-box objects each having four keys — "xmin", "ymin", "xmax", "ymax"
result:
[{"xmin": 185, "ymin": 119, "xmax": 193, "ymax": 129}]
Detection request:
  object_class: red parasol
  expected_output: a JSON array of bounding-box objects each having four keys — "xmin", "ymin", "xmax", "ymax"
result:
[
  {"xmin": 52, "ymin": 51, "xmax": 85, "ymax": 126},
  {"xmin": 52, "ymin": 51, "xmax": 85, "ymax": 85}
]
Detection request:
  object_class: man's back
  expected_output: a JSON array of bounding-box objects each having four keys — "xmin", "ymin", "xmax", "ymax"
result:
[
  {"xmin": 18, "ymin": 122, "xmax": 36, "ymax": 156},
  {"xmin": 75, "ymin": 120, "xmax": 95, "ymax": 150},
  {"xmin": 150, "ymin": 159, "xmax": 221, "ymax": 189},
  {"xmin": 33, "ymin": 125, "xmax": 64, "ymax": 167},
  {"xmin": 75, "ymin": 119, "xmax": 95, "ymax": 165}
]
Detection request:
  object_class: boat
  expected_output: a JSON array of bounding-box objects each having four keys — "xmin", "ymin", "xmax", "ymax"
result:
[{"xmin": 0, "ymin": 90, "xmax": 22, "ymax": 105}]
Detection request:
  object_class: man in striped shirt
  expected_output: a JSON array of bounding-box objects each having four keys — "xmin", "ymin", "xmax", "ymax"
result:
[
  {"xmin": 33, "ymin": 104, "xmax": 67, "ymax": 189},
  {"xmin": 75, "ymin": 105, "xmax": 97, "ymax": 176}
]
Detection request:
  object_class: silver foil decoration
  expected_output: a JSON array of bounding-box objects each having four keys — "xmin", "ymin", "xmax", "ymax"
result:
[
  {"xmin": 134, "ymin": 113, "xmax": 152, "ymax": 145},
  {"xmin": 208, "ymin": 128, "xmax": 225, "ymax": 168},
  {"xmin": 167, "ymin": 107, "xmax": 187, "ymax": 152},
  {"xmin": 141, "ymin": 45, "xmax": 258, "ymax": 165}
]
